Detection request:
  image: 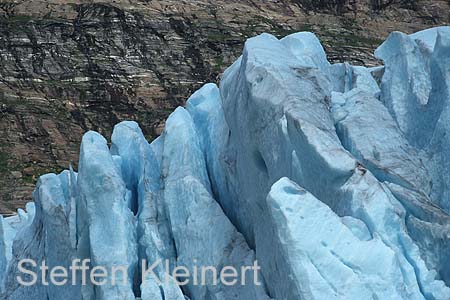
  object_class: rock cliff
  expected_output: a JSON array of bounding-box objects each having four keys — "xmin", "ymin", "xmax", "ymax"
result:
[{"xmin": 0, "ymin": 0, "xmax": 449, "ymax": 213}]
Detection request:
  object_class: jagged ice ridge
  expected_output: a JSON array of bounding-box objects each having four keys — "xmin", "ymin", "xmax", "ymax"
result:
[{"xmin": 1, "ymin": 26, "xmax": 450, "ymax": 300}]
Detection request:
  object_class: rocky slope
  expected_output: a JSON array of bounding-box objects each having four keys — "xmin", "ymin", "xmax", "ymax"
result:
[{"xmin": 0, "ymin": 0, "xmax": 449, "ymax": 214}]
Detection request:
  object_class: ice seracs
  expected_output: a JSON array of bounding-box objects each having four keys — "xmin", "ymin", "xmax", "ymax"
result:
[
  {"xmin": 77, "ymin": 132, "xmax": 138, "ymax": 300},
  {"xmin": 331, "ymin": 88, "xmax": 431, "ymax": 194},
  {"xmin": 1, "ymin": 26, "xmax": 450, "ymax": 300},
  {"xmin": 375, "ymin": 26, "xmax": 450, "ymax": 213},
  {"xmin": 267, "ymin": 177, "xmax": 425, "ymax": 300},
  {"xmin": 162, "ymin": 107, "xmax": 270, "ymax": 299}
]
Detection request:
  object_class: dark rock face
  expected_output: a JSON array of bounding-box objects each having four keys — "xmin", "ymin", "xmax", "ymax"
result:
[{"xmin": 0, "ymin": 0, "xmax": 449, "ymax": 214}]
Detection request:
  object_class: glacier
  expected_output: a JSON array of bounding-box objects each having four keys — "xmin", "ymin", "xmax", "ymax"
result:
[{"xmin": 1, "ymin": 26, "xmax": 450, "ymax": 300}]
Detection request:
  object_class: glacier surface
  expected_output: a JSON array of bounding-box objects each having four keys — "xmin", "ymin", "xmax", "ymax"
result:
[{"xmin": 1, "ymin": 26, "xmax": 450, "ymax": 300}]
